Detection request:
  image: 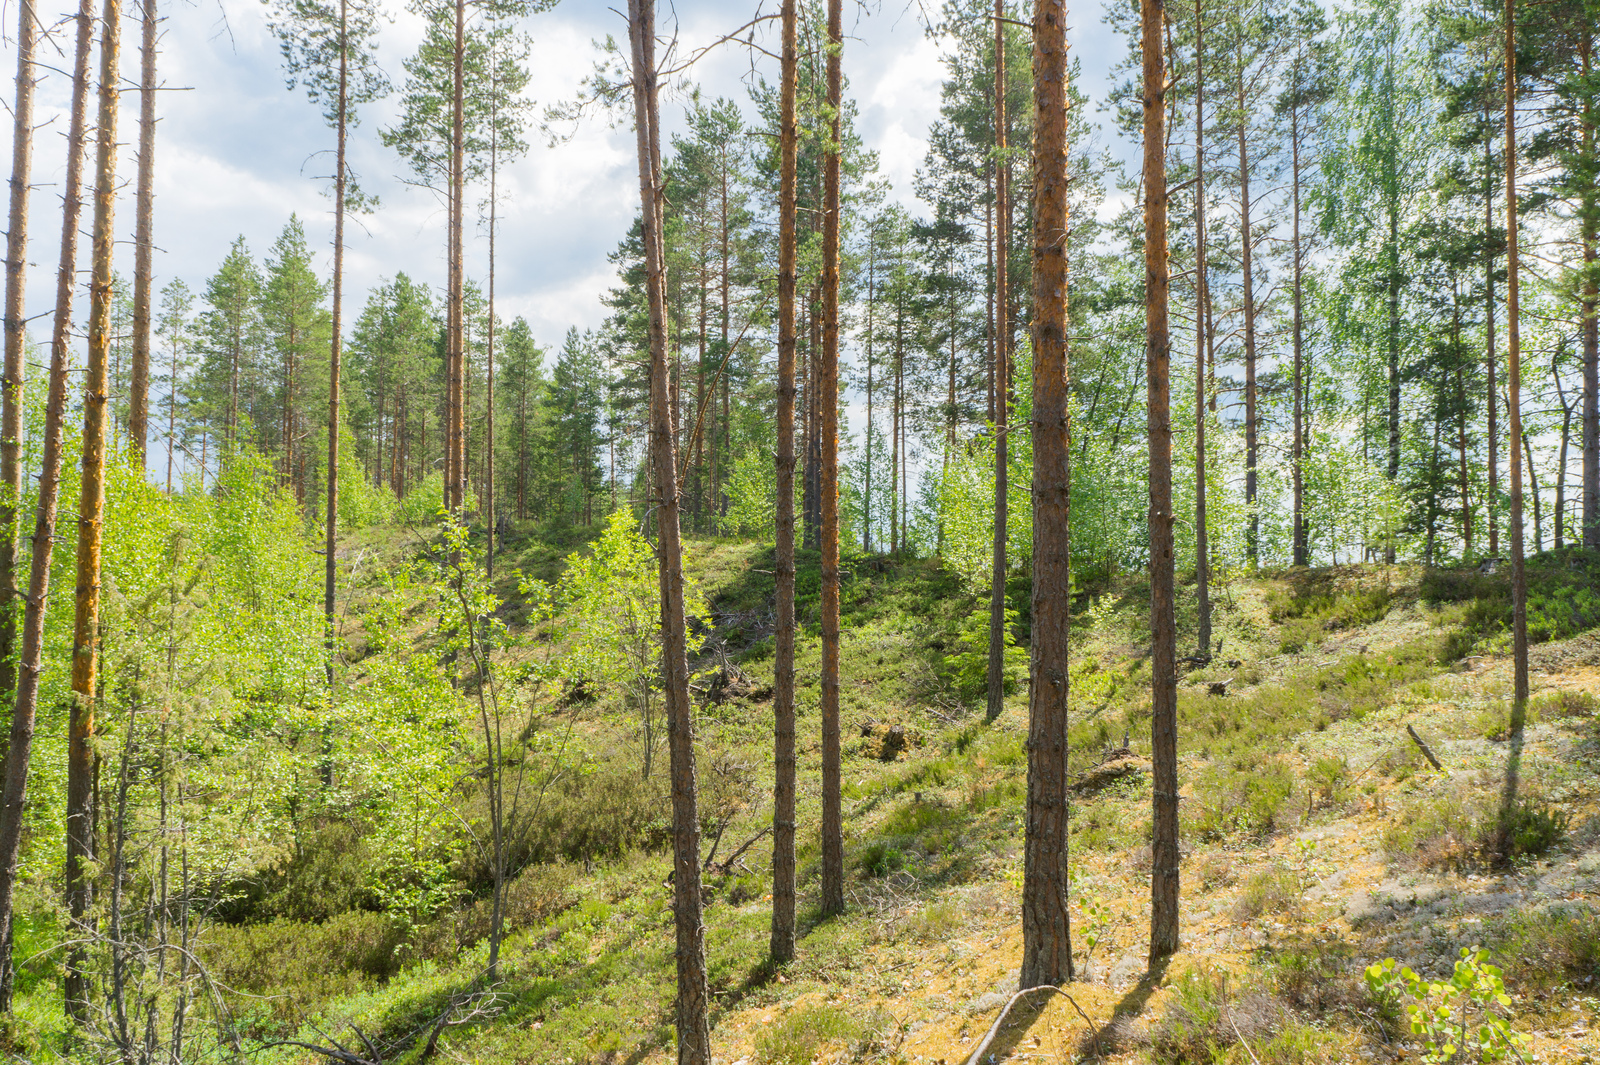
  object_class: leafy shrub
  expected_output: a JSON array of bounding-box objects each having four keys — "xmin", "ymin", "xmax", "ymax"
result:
[
  {"xmin": 256, "ymin": 820, "xmax": 380, "ymax": 922},
  {"xmin": 1365, "ymin": 950, "xmax": 1530, "ymax": 1063}
]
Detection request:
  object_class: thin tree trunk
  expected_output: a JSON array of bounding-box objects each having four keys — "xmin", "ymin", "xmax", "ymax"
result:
[
  {"xmin": 447, "ymin": 0, "xmax": 465, "ymax": 514},
  {"xmin": 486, "ymin": 50, "xmax": 499, "ymax": 576},
  {"xmin": 321, "ymin": 0, "xmax": 350, "ymax": 800},
  {"xmin": 129, "ymin": 0, "xmax": 156, "ymax": 470},
  {"xmin": 1557, "ymin": 390, "xmax": 1572, "ymax": 550},
  {"xmin": 987, "ymin": 0, "xmax": 1010, "ymax": 723},
  {"xmin": 0, "ymin": 0, "xmax": 36, "ymax": 725},
  {"xmin": 0, "ymin": 0, "xmax": 91, "ymax": 1009},
  {"xmin": 1497, "ymin": 0, "xmax": 1530, "ymax": 859},
  {"xmin": 1486, "ymin": 107, "xmax": 1499, "ymax": 557},
  {"xmin": 1144, "ymin": 0, "xmax": 1178, "ymax": 965},
  {"xmin": 1525, "ymin": 430, "xmax": 1542, "ymax": 553},
  {"xmin": 1020, "ymin": 0, "xmax": 1074, "ymax": 990},
  {"xmin": 628, "ymin": 4, "xmax": 709, "ymax": 1057},
  {"xmin": 769, "ymin": 0, "xmax": 798, "ymax": 966},
  {"xmin": 818, "ymin": 0, "xmax": 845, "ymax": 920},
  {"xmin": 67, "ymin": 0, "xmax": 120, "ymax": 1019},
  {"xmin": 1237, "ymin": 49, "xmax": 1258, "ymax": 566},
  {"xmin": 1581, "ymin": 25, "xmax": 1598, "ymax": 549},
  {"xmin": 166, "ymin": 325, "xmax": 177, "ymax": 492},
  {"xmin": 1194, "ymin": 0, "xmax": 1211, "ymax": 657},
  {"xmin": 864, "ymin": 228, "xmax": 875, "ymax": 554},
  {"xmin": 1291, "ymin": 57, "xmax": 1307, "ymax": 567}
]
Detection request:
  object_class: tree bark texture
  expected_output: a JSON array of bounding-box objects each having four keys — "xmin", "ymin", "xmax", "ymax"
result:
[
  {"xmin": 628, "ymin": 4, "xmax": 710, "ymax": 1060},
  {"xmin": 1144, "ymin": 0, "xmax": 1179, "ymax": 965},
  {"xmin": 325, "ymin": 0, "xmax": 348, "ymax": 694},
  {"xmin": 0, "ymin": 0, "xmax": 35, "ymax": 725},
  {"xmin": 768, "ymin": 0, "xmax": 799, "ymax": 968},
  {"xmin": 987, "ymin": 0, "xmax": 1011, "ymax": 724},
  {"xmin": 129, "ymin": 0, "xmax": 156, "ymax": 469},
  {"xmin": 818, "ymin": 0, "xmax": 845, "ymax": 921},
  {"xmin": 1193, "ymin": 0, "xmax": 1211, "ymax": 658},
  {"xmin": 1021, "ymin": 0, "xmax": 1075, "ymax": 990},
  {"xmin": 68, "ymin": 0, "xmax": 120, "ymax": 1019},
  {"xmin": 0, "ymin": 0, "xmax": 92, "ymax": 1010}
]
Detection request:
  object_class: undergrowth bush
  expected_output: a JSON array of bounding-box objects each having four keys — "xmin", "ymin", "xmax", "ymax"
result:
[
  {"xmin": 1384, "ymin": 788, "xmax": 1569, "ymax": 868},
  {"xmin": 206, "ymin": 911, "xmax": 405, "ymax": 1030},
  {"xmin": 1488, "ymin": 905, "xmax": 1600, "ymax": 987}
]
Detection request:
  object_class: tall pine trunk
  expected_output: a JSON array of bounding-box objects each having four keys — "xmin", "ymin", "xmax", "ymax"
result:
[
  {"xmin": 1486, "ymin": 110, "xmax": 1499, "ymax": 557},
  {"xmin": 818, "ymin": 0, "xmax": 845, "ymax": 921},
  {"xmin": 324, "ymin": 0, "xmax": 350, "ymax": 706},
  {"xmin": 0, "ymin": 0, "xmax": 92, "ymax": 1010},
  {"xmin": 769, "ymin": 0, "xmax": 798, "ymax": 965},
  {"xmin": 1020, "ymin": 0, "xmax": 1074, "ymax": 990},
  {"xmin": 1145, "ymin": 0, "xmax": 1179, "ymax": 964},
  {"xmin": 1581, "ymin": 26, "xmax": 1597, "ymax": 549},
  {"xmin": 1237, "ymin": 49, "xmax": 1258, "ymax": 567},
  {"xmin": 1193, "ymin": 0, "xmax": 1211, "ymax": 658},
  {"xmin": 67, "ymin": 0, "xmax": 121, "ymax": 1019},
  {"xmin": 0, "ymin": 0, "xmax": 36, "ymax": 723},
  {"xmin": 1497, "ymin": 0, "xmax": 1530, "ymax": 859},
  {"xmin": 129, "ymin": 0, "xmax": 156, "ymax": 470},
  {"xmin": 486, "ymin": 48, "xmax": 500, "ymax": 575},
  {"xmin": 1290, "ymin": 54, "xmax": 1307, "ymax": 567},
  {"xmin": 447, "ymin": 0, "xmax": 466, "ymax": 514},
  {"xmin": 987, "ymin": 0, "xmax": 1011, "ymax": 724},
  {"xmin": 628, "ymin": 4, "xmax": 709, "ymax": 1056}
]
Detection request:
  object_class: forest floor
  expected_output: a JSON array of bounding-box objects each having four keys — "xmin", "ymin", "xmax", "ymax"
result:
[{"xmin": 218, "ymin": 532, "xmax": 1600, "ymax": 1064}]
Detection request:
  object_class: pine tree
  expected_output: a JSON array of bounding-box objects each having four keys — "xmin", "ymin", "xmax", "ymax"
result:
[
  {"xmin": 0, "ymin": 0, "xmax": 94, "ymax": 1010},
  {"xmin": 68, "ymin": 0, "xmax": 122, "ymax": 1019},
  {"xmin": 1021, "ymin": 0, "xmax": 1076, "ymax": 990}
]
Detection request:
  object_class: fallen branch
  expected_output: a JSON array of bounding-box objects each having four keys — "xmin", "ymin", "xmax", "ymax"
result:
[
  {"xmin": 1406, "ymin": 724, "xmax": 1444, "ymax": 771},
  {"xmin": 707, "ymin": 825, "xmax": 771, "ymax": 875},
  {"xmin": 962, "ymin": 984, "xmax": 1102, "ymax": 1065}
]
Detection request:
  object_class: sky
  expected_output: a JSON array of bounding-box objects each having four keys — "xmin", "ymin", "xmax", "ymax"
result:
[{"xmin": 1, "ymin": 0, "xmax": 1132, "ymax": 359}]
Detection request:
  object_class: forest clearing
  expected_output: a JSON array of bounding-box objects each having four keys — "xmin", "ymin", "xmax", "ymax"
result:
[{"xmin": 0, "ymin": 0, "xmax": 1591, "ymax": 1060}]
